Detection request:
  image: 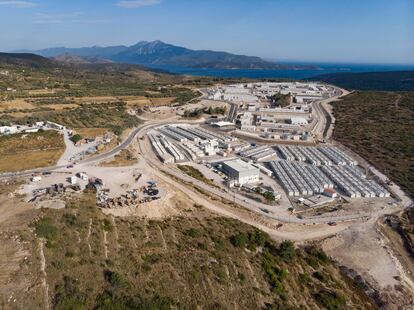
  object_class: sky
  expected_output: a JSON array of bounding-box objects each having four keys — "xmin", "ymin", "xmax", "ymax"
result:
[{"xmin": 0, "ymin": 0, "xmax": 413, "ymax": 64}]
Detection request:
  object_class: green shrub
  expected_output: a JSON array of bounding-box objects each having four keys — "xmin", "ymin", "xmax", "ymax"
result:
[
  {"xmin": 102, "ymin": 219, "xmax": 113, "ymax": 232},
  {"xmin": 185, "ymin": 228, "xmax": 200, "ymax": 238},
  {"xmin": 54, "ymin": 276, "xmax": 86, "ymax": 310},
  {"xmin": 314, "ymin": 290, "xmax": 346, "ymax": 310},
  {"xmin": 62, "ymin": 213, "xmax": 77, "ymax": 226},
  {"xmin": 278, "ymin": 241, "xmax": 296, "ymax": 261},
  {"xmin": 70, "ymin": 134, "xmax": 82, "ymax": 144},
  {"xmin": 230, "ymin": 233, "xmax": 248, "ymax": 247},
  {"xmin": 104, "ymin": 270, "xmax": 129, "ymax": 289},
  {"xmin": 34, "ymin": 217, "xmax": 58, "ymax": 245}
]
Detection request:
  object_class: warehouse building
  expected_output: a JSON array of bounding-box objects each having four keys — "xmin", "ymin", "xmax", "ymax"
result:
[{"xmin": 221, "ymin": 159, "xmax": 260, "ymax": 187}]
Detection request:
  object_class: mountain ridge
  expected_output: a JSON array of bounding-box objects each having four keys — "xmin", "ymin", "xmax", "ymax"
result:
[{"xmin": 14, "ymin": 40, "xmax": 314, "ymax": 70}]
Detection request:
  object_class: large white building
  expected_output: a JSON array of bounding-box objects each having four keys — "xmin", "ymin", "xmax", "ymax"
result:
[{"xmin": 222, "ymin": 159, "xmax": 260, "ymax": 187}]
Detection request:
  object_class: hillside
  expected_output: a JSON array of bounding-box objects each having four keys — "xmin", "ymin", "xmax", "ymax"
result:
[
  {"xmin": 332, "ymin": 91, "xmax": 414, "ymax": 197},
  {"xmin": 0, "ymin": 52, "xmax": 56, "ymax": 68},
  {"xmin": 18, "ymin": 40, "xmax": 314, "ymax": 70},
  {"xmin": 310, "ymin": 71, "xmax": 414, "ymax": 91},
  {"xmin": 0, "ymin": 187, "xmax": 375, "ymax": 309}
]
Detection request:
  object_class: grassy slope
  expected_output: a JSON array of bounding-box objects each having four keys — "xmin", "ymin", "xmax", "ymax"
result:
[
  {"xmin": 0, "ymin": 130, "xmax": 64, "ymax": 172},
  {"xmin": 332, "ymin": 91, "xmax": 414, "ymax": 197},
  {"xmin": 13, "ymin": 193, "xmax": 375, "ymax": 310}
]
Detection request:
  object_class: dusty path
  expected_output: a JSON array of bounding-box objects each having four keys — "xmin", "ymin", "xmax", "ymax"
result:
[
  {"xmin": 103, "ymin": 231, "xmax": 108, "ymax": 260},
  {"xmin": 86, "ymin": 218, "xmax": 92, "ymax": 257},
  {"xmin": 157, "ymin": 225, "xmax": 168, "ymax": 251},
  {"xmin": 38, "ymin": 240, "xmax": 49, "ymax": 310}
]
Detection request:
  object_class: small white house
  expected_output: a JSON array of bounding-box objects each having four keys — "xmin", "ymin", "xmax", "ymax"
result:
[{"xmin": 70, "ymin": 176, "xmax": 77, "ymax": 185}]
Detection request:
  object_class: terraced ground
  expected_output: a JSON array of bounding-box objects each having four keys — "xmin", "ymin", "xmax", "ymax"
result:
[{"xmin": 0, "ymin": 190, "xmax": 376, "ymax": 309}]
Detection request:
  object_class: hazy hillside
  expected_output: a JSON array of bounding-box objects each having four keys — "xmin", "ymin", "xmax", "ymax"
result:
[
  {"xmin": 17, "ymin": 40, "xmax": 314, "ymax": 70},
  {"xmin": 0, "ymin": 52, "xmax": 57, "ymax": 68},
  {"xmin": 310, "ymin": 71, "xmax": 414, "ymax": 91}
]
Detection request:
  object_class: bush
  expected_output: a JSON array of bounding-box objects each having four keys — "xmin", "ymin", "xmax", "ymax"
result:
[
  {"xmin": 102, "ymin": 219, "xmax": 113, "ymax": 232},
  {"xmin": 104, "ymin": 270, "xmax": 129, "ymax": 290},
  {"xmin": 278, "ymin": 241, "xmax": 296, "ymax": 261},
  {"xmin": 314, "ymin": 290, "xmax": 346, "ymax": 310},
  {"xmin": 35, "ymin": 217, "xmax": 58, "ymax": 246},
  {"xmin": 54, "ymin": 276, "xmax": 86, "ymax": 310},
  {"xmin": 185, "ymin": 228, "xmax": 200, "ymax": 238},
  {"xmin": 94, "ymin": 291, "xmax": 174, "ymax": 310},
  {"xmin": 230, "ymin": 230, "xmax": 269, "ymax": 249},
  {"xmin": 262, "ymin": 251, "xmax": 287, "ymax": 294},
  {"xmin": 70, "ymin": 134, "xmax": 82, "ymax": 144},
  {"xmin": 62, "ymin": 213, "xmax": 77, "ymax": 226},
  {"xmin": 230, "ymin": 233, "xmax": 248, "ymax": 247},
  {"xmin": 262, "ymin": 191, "xmax": 275, "ymax": 202}
]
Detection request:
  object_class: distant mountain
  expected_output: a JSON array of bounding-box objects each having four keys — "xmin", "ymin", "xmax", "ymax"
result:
[
  {"xmin": 309, "ymin": 70, "xmax": 414, "ymax": 91},
  {"xmin": 17, "ymin": 40, "xmax": 313, "ymax": 70},
  {"xmin": 52, "ymin": 53, "xmax": 114, "ymax": 65}
]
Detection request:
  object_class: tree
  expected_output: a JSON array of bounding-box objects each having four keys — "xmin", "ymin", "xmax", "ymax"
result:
[{"xmin": 70, "ymin": 134, "xmax": 82, "ymax": 144}]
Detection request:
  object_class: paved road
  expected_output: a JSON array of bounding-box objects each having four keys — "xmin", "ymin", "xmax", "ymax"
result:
[{"xmin": 310, "ymin": 87, "xmax": 348, "ymax": 140}]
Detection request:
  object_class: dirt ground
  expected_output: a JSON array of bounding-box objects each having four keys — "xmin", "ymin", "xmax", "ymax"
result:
[
  {"xmin": 322, "ymin": 218, "xmax": 414, "ymax": 307},
  {"xmin": 0, "ymin": 184, "xmax": 42, "ymax": 309}
]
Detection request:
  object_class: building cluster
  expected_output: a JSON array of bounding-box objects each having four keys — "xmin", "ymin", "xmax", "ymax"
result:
[
  {"xmin": 0, "ymin": 121, "xmax": 66, "ymax": 136},
  {"xmin": 209, "ymin": 82, "xmax": 333, "ymax": 104},
  {"xmin": 149, "ymin": 125, "xmax": 237, "ymax": 163},
  {"xmin": 239, "ymin": 145, "xmax": 277, "ymax": 162},
  {"xmin": 269, "ymin": 160, "xmax": 334, "ymax": 197},
  {"xmin": 207, "ymin": 82, "xmax": 336, "ymax": 142},
  {"xmin": 277, "ymin": 145, "xmax": 357, "ymax": 166},
  {"xmin": 321, "ymin": 165, "xmax": 390, "ymax": 198},
  {"xmin": 267, "ymin": 145, "xmax": 389, "ymax": 199}
]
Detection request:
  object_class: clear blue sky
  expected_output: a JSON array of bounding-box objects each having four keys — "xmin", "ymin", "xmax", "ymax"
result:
[{"xmin": 0, "ymin": 0, "xmax": 413, "ymax": 64}]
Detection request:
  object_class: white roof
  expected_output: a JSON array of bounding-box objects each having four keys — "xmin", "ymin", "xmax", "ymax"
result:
[
  {"xmin": 223, "ymin": 159, "xmax": 258, "ymax": 173},
  {"xmin": 212, "ymin": 121, "xmax": 234, "ymax": 127}
]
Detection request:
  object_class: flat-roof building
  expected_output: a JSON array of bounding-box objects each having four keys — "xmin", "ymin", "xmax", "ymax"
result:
[{"xmin": 222, "ymin": 159, "xmax": 260, "ymax": 187}]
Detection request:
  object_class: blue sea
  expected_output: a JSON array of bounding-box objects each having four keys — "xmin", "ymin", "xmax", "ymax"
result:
[{"xmin": 147, "ymin": 63, "xmax": 414, "ymax": 80}]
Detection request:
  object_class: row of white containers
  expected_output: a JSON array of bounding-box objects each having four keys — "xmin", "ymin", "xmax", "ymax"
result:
[
  {"xmin": 148, "ymin": 134, "xmax": 174, "ymax": 163},
  {"xmin": 240, "ymin": 145, "xmax": 277, "ymax": 162},
  {"xmin": 269, "ymin": 159, "xmax": 389, "ymax": 198},
  {"xmin": 321, "ymin": 165, "xmax": 389, "ymax": 198},
  {"xmin": 277, "ymin": 145, "xmax": 358, "ymax": 166},
  {"xmin": 269, "ymin": 161, "xmax": 334, "ymax": 197}
]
